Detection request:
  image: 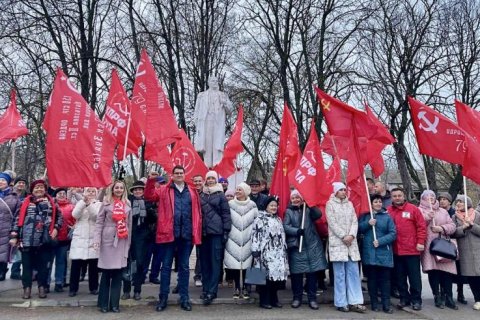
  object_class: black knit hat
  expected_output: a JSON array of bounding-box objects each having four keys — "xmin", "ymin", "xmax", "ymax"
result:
[
  {"xmin": 129, "ymin": 180, "xmax": 145, "ymax": 192},
  {"xmin": 54, "ymin": 188, "xmax": 68, "ymax": 197},
  {"xmin": 14, "ymin": 176, "xmax": 28, "ymax": 185}
]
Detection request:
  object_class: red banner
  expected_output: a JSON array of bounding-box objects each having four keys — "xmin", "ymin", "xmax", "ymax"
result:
[
  {"xmin": 103, "ymin": 69, "xmax": 142, "ymax": 160},
  {"xmin": 170, "ymin": 129, "xmax": 208, "ymax": 181},
  {"xmin": 43, "ymin": 69, "xmax": 115, "ymax": 187},
  {"xmin": 131, "ymin": 49, "xmax": 180, "ymax": 159},
  {"xmin": 213, "ymin": 105, "xmax": 244, "ymax": 178},
  {"xmin": 0, "ymin": 90, "xmax": 28, "ymax": 144},
  {"xmin": 290, "ymin": 120, "xmax": 328, "ymax": 207},
  {"xmin": 409, "ymin": 97, "xmax": 465, "ymax": 165}
]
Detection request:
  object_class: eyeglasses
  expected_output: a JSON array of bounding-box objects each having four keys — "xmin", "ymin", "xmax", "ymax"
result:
[{"xmin": 173, "ymin": 172, "xmax": 184, "ymax": 175}]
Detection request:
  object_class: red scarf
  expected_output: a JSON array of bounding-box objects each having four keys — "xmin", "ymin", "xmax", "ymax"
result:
[
  {"xmin": 112, "ymin": 199, "xmax": 128, "ymax": 239},
  {"xmin": 17, "ymin": 194, "xmax": 57, "ymax": 234}
]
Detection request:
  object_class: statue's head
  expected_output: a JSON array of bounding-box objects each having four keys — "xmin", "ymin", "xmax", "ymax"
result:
[{"xmin": 208, "ymin": 76, "xmax": 219, "ymax": 90}]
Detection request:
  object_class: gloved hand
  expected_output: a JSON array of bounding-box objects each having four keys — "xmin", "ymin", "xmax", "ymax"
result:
[
  {"xmin": 252, "ymin": 251, "xmax": 261, "ymax": 258},
  {"xmin": 297, "ymin": 228, "xmax": 305, "ymax": 236},
  {"xmin": 222, "ymin": 231, "xmax": 229, "ymax": 244}
]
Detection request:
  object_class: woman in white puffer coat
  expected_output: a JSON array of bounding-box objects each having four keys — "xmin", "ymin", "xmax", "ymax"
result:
[
  {"xmin": 68, "ymin": 187, "xmax": 102, "ymax": 296},
  {"xmin": 224, "ymin": 182, "xmax": 258, "ymax": 299}
]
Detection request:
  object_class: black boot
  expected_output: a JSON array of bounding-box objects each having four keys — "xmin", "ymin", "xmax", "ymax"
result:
[
  {"xmin": 434, "ymin": 295, "xmax": 444, "ymax": 309},
  {"xmin": 0, "ymin": 262, "xmax": 7, "ymax": 281},
  {"xmin": 457, "ymin": 285, "xmax": 468, "ymax": 304},
  {"xmin": 445, "ymin": 295, "xmax": 458, "ymax": 310}
]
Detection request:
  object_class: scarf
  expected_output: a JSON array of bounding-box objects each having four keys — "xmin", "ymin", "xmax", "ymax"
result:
[
  {"xmin": 17, "ymin": 194, "xmax": 57, "ymax": 234},
  {"xmin": 112, "ymin": 199, "xmax": 128, "ymax": 239},
  {"xmin": 0, "ymin": 187, "xmax": 11, "ymax": 199},
  {"xmin": 132, "ymin": 198, "xmax": 146, "ymax": 226},
  {"xmin": 203, "ymin": 183, "xmax": 223, "ymax": 194}
]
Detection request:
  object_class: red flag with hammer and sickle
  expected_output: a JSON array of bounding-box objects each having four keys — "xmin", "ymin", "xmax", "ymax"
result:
[{"xmin": 408, "ymin": 97, "xmax": 465, "ymax": 165}]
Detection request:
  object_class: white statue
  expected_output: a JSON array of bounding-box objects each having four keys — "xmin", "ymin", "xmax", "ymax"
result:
[{"xmin": 194, "ymin": 76, "xmax": 233, "ymax": 167}]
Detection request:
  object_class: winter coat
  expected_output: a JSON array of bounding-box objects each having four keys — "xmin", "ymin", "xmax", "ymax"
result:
[
  {"xmin": 387, "ymin": 202, "xmax": 427, "ymax": 256},
  {"xmin": 94, "ymin": 202, "xmax": 132, "ymax": 269},
  {"xmin": 11, "ymin": 195, "xmax": 62, "ymax": 248},
  {"xmin": 0, "ymin": 190, "xmax": 20, "ymax": 263},
  {"xmin": 200, "ymin": 184, "xmax": 232, "ymax": 236},
  {"xmin": 283, "ymin": 205, "xmax": 327, "ymax": 273},
  {"xmin": 381, "ymin": 191, "xmax": 392, "ymax": 209},
  {"xmin": 128, "ymin": 194, "xmax": 157, "ymax": 241},
  {"xmin": 224, "ymin": 197, "xmax": 257, "ymax": 270},
  {"xmin": 251, "ymin": 210, "xmax": 289, "ymax": 281},
  {"xmin": 452, "ymin": 208, "xmax": 480, "ymax": 277},
  {"xmin": 69, "ymin": 200, "xmax": 102, "ymax": 260},
  {"xmin": 144, "ymin": 179, "xmax": 202, "ymax": 245},
  {"xmin": 419, "ymin": 201, "xmax": 457, "ymax": 275},
  {"xmin": 56, "ymin": 200, "xmax": 75, "ymax": 243},
  {"xmin": 326, "ymin": 195, "xmax": 361, "ymax": 262},
  {"xmin": 358, "ymin": 210, "xmax": 396, "ymax": 268},
  {"xmin": 250, "ymin": 192, "xmax": 269, "ymax": 211}
]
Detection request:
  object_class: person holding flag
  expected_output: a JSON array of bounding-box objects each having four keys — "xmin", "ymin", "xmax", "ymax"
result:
[
  {"xmin": 283, "ymin": 190, "xmax": 326, "ymax": 310},
  {"xmin": 326, "ymin": 182, "xmax": 366, "ymax": 313},
  {"xmin": 358, "ymin": 194, "xmax": 396, "ymax": 313}
]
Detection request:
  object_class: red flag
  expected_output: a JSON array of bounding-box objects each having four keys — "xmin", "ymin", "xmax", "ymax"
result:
[
  {"xmin": 289, "ymin": 120, "xmax": 327, "ymax": 207},
  {"xmin": 409, "ymin": 97, "xmax": 465, "ymax": 165},
  {"xmin": 213, "ymin": 105, "xmax": 244, "ymax": 177},
  {"xmin": 0, "ymin": 90, "xmax": 29, "ymax": 144},
  {"xmin": 270, "ymin": 103, "xmax": 300, "ymax": 218},
  {"xmin": 148, "ymin": 146, "xmax": 174, "ymax": 173},
  {"xmin": 346, "ymin": 130, "xmax": 370, "ymax": 216},
  {"xmin": 103, "ymin": 69, "xmax": 142, "ymax": 160},
  {"xmin": 455, "ymin": 100, "xmax": 480, "ymax": 184},
  {"xmin": 43, "ymin": 69, "xmax": 115, "ymax": 187},
  {"xmin": 170, "ymin": 129, "xmax": 208, "ymax": 181},
  {"xmin": 365, "ymin": 104, "xmax": 395, "ymax": 144},
  {"xmin": 131, "ymin": 49, "xmax": 180, "ymax": 154}
]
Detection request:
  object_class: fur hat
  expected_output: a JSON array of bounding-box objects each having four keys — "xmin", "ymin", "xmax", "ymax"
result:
[
  {"xmin": 437, "ymin": 192, "xmax": 452, "ymax": 203},
  {"xmin": 29, "ymin": 179, "xmax": 47, "ymax": 193},
  {"xmin": 236, "ymin": 182, "xmax": 251, "ymax": 197},
  {"xmin": 14, "ymin": 176, "xmax": 27, "ymax": 185},
  {"xmin": 333, "ymin": 182, "xmax": 347, "ymax": 195},
  {"xmin": 205, "ymin": 170, "xmax": 218, "ymax": 181}
]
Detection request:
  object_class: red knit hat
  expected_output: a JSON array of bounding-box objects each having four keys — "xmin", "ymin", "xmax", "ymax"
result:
[{"xmin": 30, "ymin": 179, "xmax": 47, "ymax": 193}]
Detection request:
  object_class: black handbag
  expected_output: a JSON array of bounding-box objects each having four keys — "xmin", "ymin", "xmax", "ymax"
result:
[
  {"xmin": 245, "ymin": 265, "xmax": 267, "ymax": 285},
  {"xmin": 429, "ymin": 227, "xmax": 458, "ymax": 261}
]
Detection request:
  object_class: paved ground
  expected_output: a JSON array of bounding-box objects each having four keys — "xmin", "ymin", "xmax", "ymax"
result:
[{"xmin": 0, "ymin": 267, "xmax": 479, "ymax": 319}]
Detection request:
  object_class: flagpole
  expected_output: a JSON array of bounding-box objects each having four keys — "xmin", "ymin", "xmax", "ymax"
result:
[
  {"xmin": 363, "ymin": 173, "xmax": 377, "ymax": 241},
  {"xmin": 463, "ymin": 176, "xmax": 469, "ymax": 221},
  {"xmin": 299, "ymin": 202, "xmax": 306, "ymax": 252},
  {"xmin": 121, "ymin": 103, "xmax": 133, "ymax": 165},
  {"xmin": 11, "ymin": 140, "xmax": 16, "ymax": 173}
]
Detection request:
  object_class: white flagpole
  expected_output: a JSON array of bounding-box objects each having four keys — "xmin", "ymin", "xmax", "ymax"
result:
[
  {"xmin": 299, "ymin": 202, "xmax": 306, "ymax": 252},
  {"xmin": 363, "ymin": 173, "xmax": 377, "ymax": 241},
  {"xmin": 463, "ymin": 176, "xmax": 469, "ymax": 221}
]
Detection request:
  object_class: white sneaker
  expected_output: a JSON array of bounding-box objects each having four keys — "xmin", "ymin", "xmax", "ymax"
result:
[
  {"xmin": 473, "ymin": 302, "xmax": 480, "ymax": 310},
  {"xmin": 195, "ymin": 279, "xmax": 202, "ymax": 287}
]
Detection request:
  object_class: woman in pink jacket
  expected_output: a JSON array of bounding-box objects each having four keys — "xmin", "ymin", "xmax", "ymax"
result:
[{"xmin": 418, "ymin": 190, "xmax": 457, "ymax": 310}]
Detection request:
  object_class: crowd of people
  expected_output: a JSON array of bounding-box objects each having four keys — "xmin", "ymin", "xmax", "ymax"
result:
[{"xmin": 1, "ymin": 168, "xmax": 480, "ymax": 314}]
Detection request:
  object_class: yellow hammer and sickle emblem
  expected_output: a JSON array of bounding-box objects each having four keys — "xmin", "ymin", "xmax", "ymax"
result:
[{"xmin": 321, "ymin": 99, "xmax": 331, "ymax": 112}]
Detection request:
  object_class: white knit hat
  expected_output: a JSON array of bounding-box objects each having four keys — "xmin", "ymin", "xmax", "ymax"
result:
[
  {"xmin": 332, "ymin": 182, "xmax": 347, "ymax": 194},
  {"xmin": 290, "ymin": 189, "xmax": 303, "ymax": 200},
  {"xmin": 205, "ymin": 170, "xmax": 218, "ymax": 181},
  {"xmin": 236, "ymin": 182, "xmax": 251, "ymax": 196}
]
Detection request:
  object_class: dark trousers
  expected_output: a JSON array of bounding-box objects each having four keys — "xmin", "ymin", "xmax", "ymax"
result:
[
  {"xmin": 0, "ymin": 262, "xmax": 7, "ymax": 275},
  {"xmin": 124, "ymin": 232, "xmax": 151, "ymax": 294},
  {"xmin": 291, "ymin": 272, "xmax": 317, "ymax": 302},
  {"xmin": 258, "ymin": 280, "xmax": 283, "ymax": 306},
  {"xmin": 466, "ymin": 276, "xmax": 480, "ymax": 302},
  {"xmin": 428, "ymin": 269, "xmax": 453, "ymax": 297},
  {"xmin": 21, "ymin": 246, "xmax": 51, "ymax": 289},
  {"xmin": 147, "ymin": 243, "xmax": 163, "ymax": 281},
  {"xmin": 70, "ymin": 259, "xmax": 98, "ymax": 293},
  {"xmin": 158, "ymin": 238, "xmax": 192, "ymax": 302},
  {"xmin": 366, "ymin": 265, "xmax": 391, "ymax": 309},
  {"xmin": 231, "ymin": 269, "xmax": 247, "ymax": 291},
  {"xmin": 200, "ymin": 235, "xmax": 223, "ymax": 296},
  {"xmin": 98, "ymin": 269, "xmax": 122, "ymax": 310},
  {"xmin": 394, "ymin": 255, "xmax": 422, "ymax": 304},
  {"xmin": 194, "ymin": 245, "xmax": 201, "ymax": 281}
]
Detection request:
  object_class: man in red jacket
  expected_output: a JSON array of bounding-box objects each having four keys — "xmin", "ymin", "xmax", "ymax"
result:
[
  {"xmin": 387, "ymin": 188, "xmax": 426, "ymax": 311},
  {"xmin": 144, "ymin": 165, "xmax": 202, "ymax": 312}
]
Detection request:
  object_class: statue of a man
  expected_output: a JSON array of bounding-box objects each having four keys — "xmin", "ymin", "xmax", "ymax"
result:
[{"xmin": 194, "ymin": 76, "xmax": 233, "ymax": 167}]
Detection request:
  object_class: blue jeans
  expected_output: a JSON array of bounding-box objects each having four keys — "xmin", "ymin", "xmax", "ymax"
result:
[
  {"xmin": 48, "ymin": 244, "xmax": 69, "ymax": 285},
  {"xmin": 159, "ymin": 238, "xmax": 192, "ymax": 302},
  {"xmin": 332, "ymin": 259, "xmax": 364, "ymax": 307},
  {"xmin": 148, "ymin": 243, "xmax": 163, "ymax": 280}
]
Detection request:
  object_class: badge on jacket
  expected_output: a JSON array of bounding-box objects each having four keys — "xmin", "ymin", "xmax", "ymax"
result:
[{"xmin": 402, "ymin": 211, "xmax": 410, "ymax": 219}]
